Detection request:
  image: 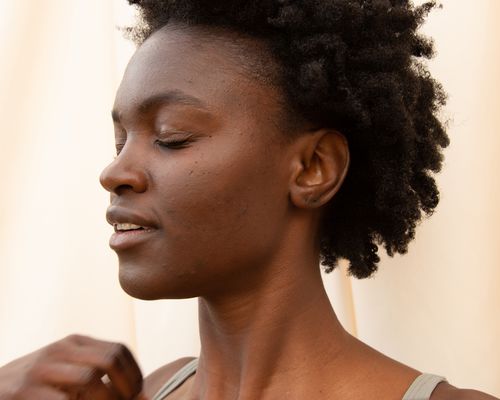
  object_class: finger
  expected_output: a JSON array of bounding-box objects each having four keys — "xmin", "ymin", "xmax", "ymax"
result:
[
  {"xmin": 112, "ymin": 343, "xmax": 143, "ymax": 396},
  {"xmin": 76, "ymin": 377, "xmax": 121, "ymax": 400},
  {"xmin": 118, "ymin": 344, "xmax": 143, "ymax": 388},
  {"xmin": 133, "ymin": 392, "xmax": 149, "ymax": 400},
  {"xmin": 18, "ymin": 385, "xmax": 69, "ymax": 400},
  {"xmin": 61, "ymin": 337, "xmax": 143, "ymax": 398},
  {"xmin": 102, "ymin": 379, "xmax": 128, "ymax": 400},
  {"xmin": 99, "ymin": 344, "xmax": 142, "ymax": 399},
  {"xmin": 29, "ymin": 363, "xmax": 121, "ymax": 400},
  {"xmin": 29, "ymin": 362, "xmax": 97, "ymax": 387}
]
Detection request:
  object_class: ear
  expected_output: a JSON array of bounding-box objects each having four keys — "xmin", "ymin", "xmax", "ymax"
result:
[{"xmin": 289, "ymin": 129, "xmax": 350, "ymax": 209}]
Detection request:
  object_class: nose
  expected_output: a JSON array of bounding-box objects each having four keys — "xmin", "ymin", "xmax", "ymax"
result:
[{"xmin": 99, "ymin": 144, "xmax": 148, "ymax": 195}]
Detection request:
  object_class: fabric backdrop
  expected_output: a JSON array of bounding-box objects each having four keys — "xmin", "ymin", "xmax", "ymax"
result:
[{"xmin": 0, "ymin": 0, "xmax": 498, "ymax": 396}]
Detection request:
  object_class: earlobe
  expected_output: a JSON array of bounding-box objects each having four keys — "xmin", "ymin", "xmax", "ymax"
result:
[{"xmin": 289, "ymin": 129, "xmax": 349, "ymax": 209}]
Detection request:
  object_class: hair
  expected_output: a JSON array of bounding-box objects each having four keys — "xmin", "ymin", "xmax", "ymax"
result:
[{"xmin": 122, "ymin": 0, "xmax": 449, "ymax": 279}]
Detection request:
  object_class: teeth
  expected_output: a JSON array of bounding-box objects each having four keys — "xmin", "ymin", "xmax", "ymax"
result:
[{"xmin": 115, "ymin": 223, "xmax": 144, "ymax": 231}]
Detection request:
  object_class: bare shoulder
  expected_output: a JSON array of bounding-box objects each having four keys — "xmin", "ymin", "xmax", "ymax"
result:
[
  {"xmin": 432, "ymin": 381, "xmax": 499, "ymax": 400},
  {"xmin": 353, "ymin": 338, "xmax": 499, "ymax": 400},
  {"xmin": 142, "ymin": 356, "xmax": 197, "ymax": 399}
]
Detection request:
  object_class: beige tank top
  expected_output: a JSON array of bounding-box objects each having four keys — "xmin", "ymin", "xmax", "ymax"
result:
[{"xmin": 151, "ymin": 358, "xmax": 448, "ymax": 400}]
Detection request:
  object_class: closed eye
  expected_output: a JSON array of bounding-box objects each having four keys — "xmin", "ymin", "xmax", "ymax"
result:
[
  {"xmin": 156, "ymin": 139, "xmax": 190, "ymax": 149},
  {"xmin": 114, "ymin": 138, "xmax": 191, "ymax": 158},
  {"xmin": 115, "ymin": 143, "xmax": 125, "ymax": 157}
]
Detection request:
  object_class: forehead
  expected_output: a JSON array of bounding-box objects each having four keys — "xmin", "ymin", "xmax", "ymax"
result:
[{"xmin": 113, "ymin": 24, "xmax": 283, "ymax": 120}]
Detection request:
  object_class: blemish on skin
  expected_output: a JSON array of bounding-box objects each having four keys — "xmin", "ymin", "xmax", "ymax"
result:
[
  {"xmin": 237, "ymin": 205, "xmax": 248, "ymax": 217},
  {"xmin": 193, "ymin": 259, "xmax": 205, "ymax": 270},
  {"xmin": 189, "ymin": 170, "xmax": 194, "ymax": 175}
]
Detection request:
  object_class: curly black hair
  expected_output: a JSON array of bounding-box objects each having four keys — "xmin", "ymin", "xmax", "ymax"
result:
[{"xmin": 122, "ymin": 0, "xmax": 449, "ymax": 279}]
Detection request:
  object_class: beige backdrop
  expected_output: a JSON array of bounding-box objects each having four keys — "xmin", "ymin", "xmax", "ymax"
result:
[{"xmin": 0, "ymin": 0, "xmax": 498, "ymax": 396}]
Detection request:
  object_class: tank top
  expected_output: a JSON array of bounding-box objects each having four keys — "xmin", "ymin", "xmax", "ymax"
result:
[{"xmin": 151, "ymin": 358, "xmax": 448, "ymax": 400}]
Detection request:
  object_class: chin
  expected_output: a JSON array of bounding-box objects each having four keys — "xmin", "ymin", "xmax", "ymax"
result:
[
  {"xmin": 117, "ymin": 271, "xmax": 157, "ymax": 300},
  {"xmin": 117, "ymin": 263, "xmax": 201, "ymax": 300}
]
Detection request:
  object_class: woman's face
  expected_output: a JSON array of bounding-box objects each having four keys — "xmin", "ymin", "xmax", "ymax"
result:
[{"xmin": 99, "ymin": 24, "xmax": 297, "ymax": 300}]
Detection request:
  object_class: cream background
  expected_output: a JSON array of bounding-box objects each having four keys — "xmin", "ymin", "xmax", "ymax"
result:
[{"xmin": 0, "ymin": 0, "xmax": 498, "ymax": 396}]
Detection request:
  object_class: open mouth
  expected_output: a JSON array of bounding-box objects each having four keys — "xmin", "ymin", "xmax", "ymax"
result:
[{"xmin": 114, "ymin": 223, "xmax": 153, "ymax": 233}]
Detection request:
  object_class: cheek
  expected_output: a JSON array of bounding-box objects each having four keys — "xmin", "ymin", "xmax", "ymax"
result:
[
  {"xmin": 118, "ymin": 137, "xmax": 289, "ymax": 300},
  {"xmin": 159, "ymin": 141, "xmax": 287, "ymax": 266}
]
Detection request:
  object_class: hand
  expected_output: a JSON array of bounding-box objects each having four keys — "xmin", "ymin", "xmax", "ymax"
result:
[{"xmin": 0, "ymin": 334, "xmax": 144, "ymax": 399}]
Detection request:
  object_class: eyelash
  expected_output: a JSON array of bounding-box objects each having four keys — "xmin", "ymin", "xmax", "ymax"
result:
[
  {"xmin": 114, "ymin": 139, "xmax": 190, "ymax": 157},
  {"xmin": 156, "ymin": 139, "xmax": 190, "ymax": 149}
]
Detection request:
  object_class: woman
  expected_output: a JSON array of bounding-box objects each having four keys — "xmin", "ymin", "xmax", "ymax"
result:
[{"xmin": 0, "ymin": 0, "xmax": 497, "ymax": 399}]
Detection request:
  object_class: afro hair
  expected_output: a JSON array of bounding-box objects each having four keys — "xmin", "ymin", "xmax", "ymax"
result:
[{"xmin": 122, "ymin": 0, "xmax": 449, "ymax": 279}]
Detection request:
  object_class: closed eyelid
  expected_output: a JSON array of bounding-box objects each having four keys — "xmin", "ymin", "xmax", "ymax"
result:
[{"xmin": 112, "ymin": 109, "xmax": 222, "ymax": 138}]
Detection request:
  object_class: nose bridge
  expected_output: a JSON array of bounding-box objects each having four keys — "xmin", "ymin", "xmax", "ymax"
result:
[{"xmin": 99, "ymin": 139, "xmax": 148, "ymax": 194}]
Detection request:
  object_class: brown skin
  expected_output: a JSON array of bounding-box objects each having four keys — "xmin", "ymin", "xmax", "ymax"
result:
[
  {"xmin": 99, "ymin": 23, "xmax": 497, "ymax": 400},
  {"xmin": 0, "ymin": 334, "xmax": 143, "ymax": 399},
  {"xmin": 0, "ymin": 23, "xmax": 496, "ymax": 400}
]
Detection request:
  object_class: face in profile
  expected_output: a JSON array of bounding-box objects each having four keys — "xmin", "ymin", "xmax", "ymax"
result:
[{"xmin": 99, "ymin": 24, "xmax": 299, "ymax": 300}]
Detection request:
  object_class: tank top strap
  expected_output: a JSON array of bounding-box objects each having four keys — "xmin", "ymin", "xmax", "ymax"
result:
[
  {"xmin": 151, "ymin": 358, "xmax": 199, "ymax": 400},
  {"xmin": 152, "ymin": 361, "xmax": 447, "ymax": 400},
  {"xmin": 401, "ymin": 373, "xmax": 448, "ymax": 400}
]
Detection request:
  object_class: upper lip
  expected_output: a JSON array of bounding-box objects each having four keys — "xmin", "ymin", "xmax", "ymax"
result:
[{"xmin": 106, "ymin": 206, "xmax": 159, "ymax": 230}]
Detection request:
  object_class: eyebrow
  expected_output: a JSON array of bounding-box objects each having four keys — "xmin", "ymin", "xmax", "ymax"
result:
[{"xmin": 111, "ymin": 90, "xmax": 209, "ymax": 123}]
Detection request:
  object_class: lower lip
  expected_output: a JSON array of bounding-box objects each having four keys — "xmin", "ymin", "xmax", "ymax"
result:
[{"xmin": 109, "ymin": 229, "xmax": 157, "ymax": 251}]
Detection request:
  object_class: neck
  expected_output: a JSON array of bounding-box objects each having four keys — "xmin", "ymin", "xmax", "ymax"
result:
[{"xmin": 190, "ymin": 231, "xmax": 354, "ymax": 399}]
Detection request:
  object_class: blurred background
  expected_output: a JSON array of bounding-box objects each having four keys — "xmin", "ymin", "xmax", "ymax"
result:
[{"xmin": 0, "ymin": 0, "xmax": 499, "ymax": 396}]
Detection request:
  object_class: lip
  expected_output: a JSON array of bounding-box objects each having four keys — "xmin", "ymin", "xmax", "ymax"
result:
[
  {"xmin": 105, "ymin": 206, "xmax": 160, "ymax": 251},
  {"xmin": 106, "ymin": 206, "xmax": 158, "ymax": 229},
  {"xmin": 109, "ymin": 228, "xmax": 158, "ymax": 251}
]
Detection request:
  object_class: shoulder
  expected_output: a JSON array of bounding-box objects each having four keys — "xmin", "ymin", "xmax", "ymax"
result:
[
  {"xmin": 142, "ymin": 356, "xmax": 197, "ymax": 399},
  {"xmin": 432, "ymin": 381, "xmax": 499, "ymax": 400}
]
